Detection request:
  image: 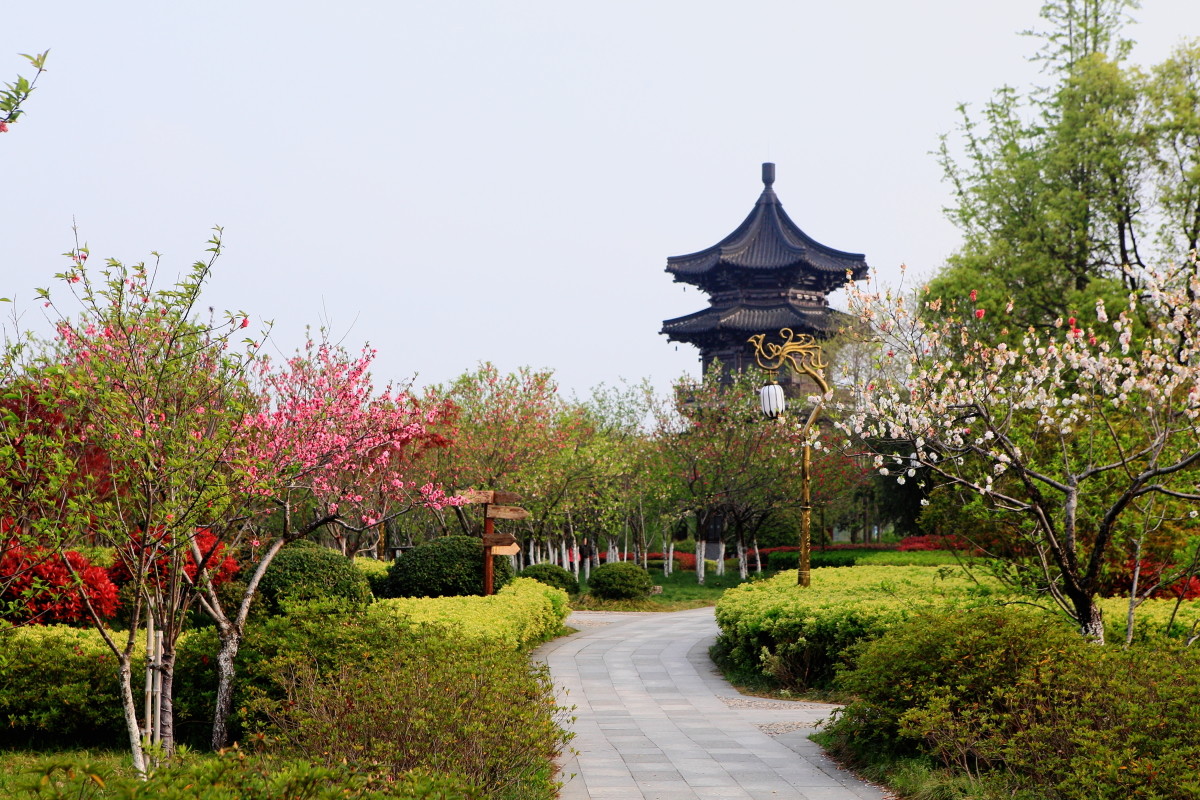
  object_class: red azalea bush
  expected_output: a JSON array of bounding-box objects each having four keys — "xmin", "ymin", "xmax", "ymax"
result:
[
  {"xmin": 0, "ymin": 545, "xmax": 120, "ymax": 624},
  {"xmin": 107, "ymin": 527, "xmax": 238, "ymax": 589},
  {"xmin": 1104, "ymin": 559, "xmax": 1200, "ymax": 601},
  {"xmin": 897, "ymin": 534, "xmax": 970, "ymax": 552},
  {"xmin": 646, "ymin": 551, "xmax": 698, "ymax": 570}
]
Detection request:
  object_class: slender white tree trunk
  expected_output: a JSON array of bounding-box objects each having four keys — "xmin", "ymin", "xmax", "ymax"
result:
[
  {"xmin": 667, "ymin": 541, "xmax": 674, "ymax": 577},
  {"xmin": 716, "ymin": 541, "xmax": 726, "ymax": 576},
  {"xmin": 696, "ymin": 541, "xmax": 706, "ymax": 585},
  {"xmin": 737, "ymin": 540, "xmax": 748, "ymax": 580}
]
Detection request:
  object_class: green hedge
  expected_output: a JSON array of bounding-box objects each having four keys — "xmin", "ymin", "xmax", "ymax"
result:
[
  {"xmin": 353, "ymin": 556, "xmax": 391, "ymax": 597},
  {"xmin": 713, "ymin": 566, "xmax": 1000, "ymax": 690},
  {"xmin": 0, "ymin": 579, "xmax": 570, "ymax": 750},
  {"xmin": 767, "ymin": 549, "xmax": 964, "ymax": 571},
  {"xmin": 256, "ymin": 541, "xmax": 372, "ymax": 614},
  {"xmin": 373, "ymin": 577, "xmax": 569, "ymax": 650},
  {"xmin": 519, "ymin": 563, "xmax": 580, "ymax": 595},
  {"xmin": 13, "ymin": 750, "xmax": 482, "ymax": 799},
  {"xmin": 0, "ymin": 626, "xmax": 141, "ymax": 745},
  {"xmin": 822, "ymin": 606, "xmax": 1200, "ymax": 800},
  {"xmin": 381, "ymin": 535, "xmax": 515, "ymax": 598},
  {"xmin": 587, "ymin": 562, "xmax": 654, "ymax": 600}
]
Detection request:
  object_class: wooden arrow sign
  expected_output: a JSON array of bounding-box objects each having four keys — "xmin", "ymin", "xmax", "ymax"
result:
[
  {"xmin": 491, "ymin": 490, "xmax": 523, "ymax": 504},
  {"xmin": 482, "ymin": 532, "xmax": 517, "ymax": 547},
  {"xmin": 485, "ymin": 505, "xmax": 530, "ymax": 521},
  {"xmin": 457, "ymin": 489, "xmax": 493, "ymax": 504},
  {"xmin": 492, "ymin": 542, "xmax": 521, "ymax": 556}
]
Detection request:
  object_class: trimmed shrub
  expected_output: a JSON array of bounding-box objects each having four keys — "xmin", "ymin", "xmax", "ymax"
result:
[
  {"xmin": 16, "ymin": 752, "xmax": 482, "ymax": 799},
  {"xmin": 0, "ymin": 625, "xmax": 136, "ymax": 745},
  {"xmin": 519, "ymin": 563, "xmax": 579, "ymax": 595},
  {"xmin": 714, "ymin": 566, "xmax": 1000, "ymax": 690},
  {"xmin": 256, "ymin": 541, "xmax": 371, "ymax": 614},
  {"xmin": 374, "ymin": 578, "xmax": 569, "ymax": 650},
  {"xmin": 381, "ymin": 535, "xmax": 513, "ymax": 598},
  {"xmin": 353, "ymin": 556, "xmax": 391, "ymax": 597},
  {"xmin": 587, "ymin": 562, "xmax": 654, "ymax": 600}
]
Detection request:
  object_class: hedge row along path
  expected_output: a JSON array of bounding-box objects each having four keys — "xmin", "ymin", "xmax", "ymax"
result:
[{"xmin": 536, "ymin": 608, "xmax": 889, "ymax": 800}]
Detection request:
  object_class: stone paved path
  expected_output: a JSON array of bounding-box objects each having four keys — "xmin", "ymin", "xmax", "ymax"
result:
[{"xmin": 534, "ymin": 607, "xmax": 890, "ymax": 800}]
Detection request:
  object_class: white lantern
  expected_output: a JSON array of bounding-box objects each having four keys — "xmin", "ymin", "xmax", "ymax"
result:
[{"xmin": 759, "ymin": 383, "xmax": 786, "ymax": 419}]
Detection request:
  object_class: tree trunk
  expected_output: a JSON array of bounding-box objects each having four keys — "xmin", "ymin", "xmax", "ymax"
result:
[
  {"xmin": 1076, "ymin": 597, "xmax": 1105, "ymax": 644},
  {"xmin": 158, "ymin": 645, "xmax": 177, "ymax": 753},
  {"xmin": 752, "ymin": 537, "xmax": 762, "ymax": 573},
  {"xmin": 736, "ymin": 538, "xmax": 748, "ymax": 580},
  {"xmin": 210, "ymin": 625, "xmax": 241, "ymax": 749},
  {"xmin": 715, "ymin": 540, "xmax": 726, "ymax": 576},
  {"xmin": 117, "ymin": 655, "xmax": 148, "ymax": 776},
  {"xmin": 696, "ymin": 540, "xmax": 706, "ymax": 585}
]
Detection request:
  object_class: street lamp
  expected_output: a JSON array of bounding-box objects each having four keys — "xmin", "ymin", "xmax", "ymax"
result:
[{"xmin": 747, "ymin": 328, "xmax": 830, "ymax": 588}]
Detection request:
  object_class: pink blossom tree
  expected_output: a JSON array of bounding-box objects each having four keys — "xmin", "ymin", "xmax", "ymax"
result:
[
  {"xmin": 202, "ymin": 337, "xmax": 458, "ymax": 748},
  {"xmin": 836, "ymin": 259, "xmax": 1200, "ymax": 643}
]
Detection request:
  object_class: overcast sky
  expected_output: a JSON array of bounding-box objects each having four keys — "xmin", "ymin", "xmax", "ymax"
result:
[{"xmin": 4, "ymin": 1, "xmax": 1198, "ymax": 400}]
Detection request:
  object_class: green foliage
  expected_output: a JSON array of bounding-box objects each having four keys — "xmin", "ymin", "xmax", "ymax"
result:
[
  {"xmin": 373, "ymin": 578, "xmax": 569, "ymax": 650},
  {"xmin": 13, "ymin": 749, "xmax": 481, "ymax": 799},
  {"xmin": 518, "ymin": 563, "xmax": 579, "ymax": 595},
  {"xmin": 714, "ymin": 566, "xmax": 1000, "ymax": 690},
  {"xmin": 381, "ymin": 535, "xmax": 513, "ymax": 598},
  {"xmin": 240, "ymin": 602, "xmax": 569, "ymax": 799},
  {"xmin": 586, "ymin": 562, "xmax": 654, "ymax": 600},
  {"xmin": 256, "ymin": 541, "xmax": 371, "ymax": 614},
  {"xmin": 824, "ymin": 607, "xmax": 1080, "ymax": 764},
  {"xmin": 353, "ymin": 555, "xmax": 391, "ymax": 597},
  {"xmin": 0, "ymin": 626, "xmax": 138, "ymax": 745},
  {"xmin": 1, "ymin": 51, "xmax": 48, "ymax": 127},
  {"xmin": 824, "ymin": 606, "xmax": 1200, "ymax": 800}
]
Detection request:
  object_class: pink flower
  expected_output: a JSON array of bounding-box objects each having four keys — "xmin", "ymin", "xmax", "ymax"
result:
[
  {"xmin": 975, "ymin": 309, "xmax": 985, "ymax": 319},
  {"xmin": 240, "ymin": 317, "xmax": 249, "ymax": 328},
  {"xmin": 251, "ymin": 539, "xmax": 260, "ymax": 547},
  {"xmin": 1068, "ymin": 317, "xmax": 1076, "ymax": 327},
  {"xmin": 969, "ymin": 290, "xmax": 977, "ymax": 302},
  {"xmin": 0, "ymin": 122, "xmax": 8, "ymax": 133}
]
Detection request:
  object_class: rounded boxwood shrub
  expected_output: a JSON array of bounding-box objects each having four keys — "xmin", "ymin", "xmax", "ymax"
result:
[
  {"xmin": 519, "ymin": 563, "xmax": 579, "ymax": 595},
  {"xmin": 382, "ymin": 535, "xmax": 514, "ymax": 598},
  {"xmin": 587, "ymin": 562, "xmax": 654, "ymax": 600},
  {"xmin": 257, "ymin": 541, "xmax": 371, "ymax": 614}
]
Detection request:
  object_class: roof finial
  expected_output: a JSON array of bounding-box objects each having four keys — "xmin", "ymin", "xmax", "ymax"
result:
[{"xmin": 762, "ymin": 162, "xmax": 775, "ymax": 187}]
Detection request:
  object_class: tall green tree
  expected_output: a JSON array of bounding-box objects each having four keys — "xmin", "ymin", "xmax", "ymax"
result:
[{"xmin": 933, "ymin": 1, "xmax": 1199, "ymax": 332}]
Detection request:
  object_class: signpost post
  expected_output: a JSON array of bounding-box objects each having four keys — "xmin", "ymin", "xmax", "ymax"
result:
[{"xmin": 458, "ymin": 489, "xmax": 528, "ymax": 595}]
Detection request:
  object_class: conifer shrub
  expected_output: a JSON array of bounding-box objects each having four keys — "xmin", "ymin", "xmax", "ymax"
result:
[
  {"xmin": 587, "ymin": 562, "xmax": 653, "ymax": 600},
  {"xmin": 519, "ymin": 563, "xmax": 579, "ymax": 595},
  {"xmin": 381, "ymin": 535, "xmax": 513, "ymax": 598},
  {"xmin": 256, "ymin": 541, "xmax": 371, "ymax": 614}
]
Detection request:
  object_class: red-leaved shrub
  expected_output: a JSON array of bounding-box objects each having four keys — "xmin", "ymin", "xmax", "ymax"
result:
[
  {"xmin": 0, "ymin": 545, "xmax": 120, "ymax": 624},
  {"xmin": 107, "ymin": 527, "xmax": 238, "ymax": 589}
]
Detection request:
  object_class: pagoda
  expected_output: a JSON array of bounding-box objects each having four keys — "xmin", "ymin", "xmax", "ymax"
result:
[{"xmin": 661, "ymin": 163, "xmax": 869, "ymax": 384}]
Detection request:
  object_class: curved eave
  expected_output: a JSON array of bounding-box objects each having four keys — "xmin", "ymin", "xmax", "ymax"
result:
[
  {"xmin": 661, "ymin": 303, "xmax": 849, "ymax": 342},
  {"xmin": 666, "ymin": 188, "xmax": 868, "ymax": 281}
]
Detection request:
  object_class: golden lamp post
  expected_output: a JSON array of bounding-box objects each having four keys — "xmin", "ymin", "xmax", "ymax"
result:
[{"xmin": 747, "ymin": 328, "xmax": 830, "ymax": 588}]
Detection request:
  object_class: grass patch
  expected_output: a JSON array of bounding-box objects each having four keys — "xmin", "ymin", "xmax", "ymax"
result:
[{"xmin": 573, "ymin": 567, "xmax": 772, "ymax": 611}]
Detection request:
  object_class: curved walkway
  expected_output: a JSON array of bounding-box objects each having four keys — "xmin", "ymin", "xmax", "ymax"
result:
[{"xmin": 534, "ymin": 607, "xmax": 889, "ymax": 800}]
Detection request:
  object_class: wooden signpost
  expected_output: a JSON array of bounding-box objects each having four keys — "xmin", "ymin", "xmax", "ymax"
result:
[{"xmin": 458, "ymin": 489, "xmax": 528, "ymax": 594}]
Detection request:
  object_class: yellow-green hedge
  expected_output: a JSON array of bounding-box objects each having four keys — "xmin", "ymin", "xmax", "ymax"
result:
[
  {"xmin": 714, "ymin": 566, "xmax": 1002, "ymax": 689},
  {"xmin": 372, "ymin": 577, "xmax": 569, "ymax": 650}
]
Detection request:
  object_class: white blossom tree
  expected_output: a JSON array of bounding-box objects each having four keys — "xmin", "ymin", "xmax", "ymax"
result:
[{"xmin": 836, "ymin": 258, "xmax": 1200, "ymax": 643}]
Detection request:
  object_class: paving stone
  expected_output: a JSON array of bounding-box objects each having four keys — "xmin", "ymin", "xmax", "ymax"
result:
[{"xmin": 534, "ymin": 608, "xmax": 887, "ymax": 800}]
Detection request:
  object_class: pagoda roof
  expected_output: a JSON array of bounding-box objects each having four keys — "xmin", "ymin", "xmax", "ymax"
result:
[
  {"xmin": 661, "ymin": 301, "xmax": 846, "ymax": 342},
  {"xmin": 666, "ymin": 163, "xmax": 869, "ymax": 286}
]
